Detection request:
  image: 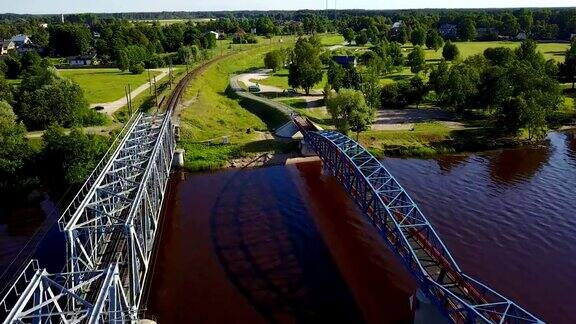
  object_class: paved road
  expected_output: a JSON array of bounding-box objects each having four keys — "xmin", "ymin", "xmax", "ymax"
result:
[
  {"xmin": 229, "ymin": 74, "xmax": 294, "ymax": 116},
  {"xmin": 90, "ymin": 68, "xmax": 170, "ymax": 115}
]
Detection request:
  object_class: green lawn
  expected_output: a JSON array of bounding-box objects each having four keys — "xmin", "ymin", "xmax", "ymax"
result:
[
  {"xmin": 278, "ymin": 98, "xmax": 332, "ymax": 126},
  {"xmin": 423, "ymin": 41, "xmax": 570, "ymax": 62},
  {"xmin": 321, "ymin": 34, "xmax": 345, "ymax": 46},
  {"xmin": 179, "ymin": 40, "xmax": 297, "ymax": 170},
  {"xmin": 255, "ymin": 68, "xmax": 328, "ymax": 91},
  {"xmin": 59, "ymin": 68, "xmax": 161, "ymax": 104},
  {"xmin": 360, "ymin": 122, "xmax": 454, "ymax": 157}
]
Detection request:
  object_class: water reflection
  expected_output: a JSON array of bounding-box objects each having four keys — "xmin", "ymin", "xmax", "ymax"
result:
[
  {"xmin": 211, "ymin": 166, "xmax": 362, "ymax": 323},
  {"xmin": 434, "ymin": 155, "xmax": 470, "ymax": 173},
  {"xmin": 487, "ymin": 144, "xmax": 551, "ymax": 185}
]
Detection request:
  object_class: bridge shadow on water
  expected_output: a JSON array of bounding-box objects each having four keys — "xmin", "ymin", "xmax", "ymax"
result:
[{"xmin": 210, "ymin": 166, "xmax": 363, "ymax": 323}]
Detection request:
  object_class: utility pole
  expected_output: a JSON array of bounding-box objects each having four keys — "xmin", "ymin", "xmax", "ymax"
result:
[
  {"xmin": 128, "ymin": 84, "xmax": 133, "ymax": 115},
  {"xmin": 148, "ymin": 68, "xmax": 152, "ymax": 95},
  {"xmin": 154, "ymin": 76, "xmax": 158, "ymax": 107}
]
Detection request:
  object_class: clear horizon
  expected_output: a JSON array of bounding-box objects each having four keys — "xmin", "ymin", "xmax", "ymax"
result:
[{"xmin": 1, "ymin": 0, "xmax": 575, "ymax": 15}]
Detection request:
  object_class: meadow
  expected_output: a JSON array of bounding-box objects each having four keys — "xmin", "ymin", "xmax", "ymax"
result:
[
  {"xmin": 59, "ymin": 68, "xmax": 161, "ymax": 104},
  {"xmin": 178, "ymin": 37, "xmax": 297, "ymax": 170}
]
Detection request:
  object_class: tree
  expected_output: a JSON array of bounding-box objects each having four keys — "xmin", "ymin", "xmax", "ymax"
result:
[
  {"xmin": 327, "ymin": 60, "xmax": 346, "ymax": 92},
  {"xmin": 411, "ymin": 28, "xmax": 426, "ymax": 46},
  {"xmin": 0, "ymin": 76, "xmax": 12, "ymax": 103},
  {"xmin": 386, "ymin": 42, "xmax": 405, "ymax": 66},
  {"xmin": 355, "ymin": 30, "xmax": 369, "ymax": 46},
  {"xmin": 518, "ymin": 9, "xmax": 534, "ymax": 32},
  {"xmin": 426, "ymin": 29, "xmax": 444, "ymax": 51},
  {"xmin": 407, "ymin": 46, "xmax": 426, "ymax": 73},
  {"xmin": 0, "ymin": 101, "xmax": 32, "ymax": 193},
  {"xmin": 360, "ymin": 67, "xmax": 382, "ymax": 109},
  {"xmin": 343, "ymin": 28, "xmax": 355, "ymax": 45},
  {"xmin": 117, "ymin": 45, "xmax": 148, "ymax": 73},
  {"xmin": 201, "ymin": 33, "xmax": 217, "ymax": 49},
  {"xmin": 326, "ymin": 88, "xmax": 374, "ymax": 139},
  {"xmin": 16, "ymin": 68, "xmax": 104, "ymax": 130},
  {"xmin": 264, "ymin": 49, "xmax": 286, "ymax": 72},
  {"xmin": 501, "ymin": 13, "xmax": 520, "ymax": 37},
  {"xmin": 48, "ymin": 24, "xmax": 92, "ymax": 56},
  {"xmin": 484, "ymin": 47, "xmax": 515, "ymax": 66},
  {"xmin": 560, "ymin": 42, "xmax": 576, "ymax": 89},
  {"xmin": 41, "ymin": 125, "xmax": 109, "ymax": 186},
  {"xmin": 406, "ymin": 75, "xmax": 428, "ymax": 108},
  {"xmin": 458, "ymin": 18, "xmax": 476, "ymax": 41},
  {"xmin": 442, "ymin": 41, "xmax": 460, "ymax": 61},
  {"xmin": 288, "ymin": 37, "xmax": 324, "ymax": 94},
  {"xmin": 515, "ymin": 39, "xmax": 546, "ymax": 69}
]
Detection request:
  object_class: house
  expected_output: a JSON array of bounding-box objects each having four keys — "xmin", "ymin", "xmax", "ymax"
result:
[
  {"xmin": 332, "ymin": 55, "xmax": 357, "ymax": 68},
  {"xmin": 390, "ymin": 21, "xmax": 404, "ymax": 38},
  {"xmin": 209, "ymin": 31, "xmax": 219, "ymax": 39},
  {"xmin": 67, "ymin": 53, "xmax": 97, "ymax": 67},
  {"xmin": 93, "ymin": 32, "xmax": 101, "ymax": 38},
  {"xmin": 476, "ymin": 28, "xmax": 499, "ymax": 40},
  {"xmin": 571, "ymin": 34, "xmax": 576, "ymax": 42},
  {"xmin": 17, "ymin": 43, "xmax": 43, "ymax": 54},
  {"xmin": 250, "ymin": 28, "xmax": 257, "ymax": 34},
  {"xmin": 0, "ymin": 39, "xmax": 15, "ymax": 55},
  {"xmin": 516, "ymin": 32, "xmax": 528, "ymax": 41},
  {"xmin": 439, "ymin": 24, "xmax": 458, "ymax": 39},
  {"xmin": 10, "ymin": 34, "xmax": 32, "ymax": 47},
  {"xmin": 40, "ymin": 23, "xmax": 48, "ymax": 29}
]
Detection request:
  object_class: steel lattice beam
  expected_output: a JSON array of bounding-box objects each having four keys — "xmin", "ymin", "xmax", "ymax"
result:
[
  {"xmin": 0, "ymin": 260, "xmax": 133, "ymax": 323},
  {"xmin": 305, "ymin": 130, "xmax": 544, "ymax": 324},
  {"xmin": 1, "ymin": 110, "xmax": 176, "ymax": 323}
]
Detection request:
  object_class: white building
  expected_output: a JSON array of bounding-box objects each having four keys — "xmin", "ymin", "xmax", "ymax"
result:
[
  {"xmin": 0, "ymin": 39, "xmax": 15, "ymax": 55},
  {"xmin": 67, "ymin": 53, "xmax": 97, "ymax": 67},
  {"xmin": 209, "ymin": 31, "xmax": 219, "ymax": 39}
]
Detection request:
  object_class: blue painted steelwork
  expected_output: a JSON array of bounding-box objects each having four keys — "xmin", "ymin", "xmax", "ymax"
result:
[{"xmin": 304, "ymin": 129, "xmax": 544, "ymax": 324}]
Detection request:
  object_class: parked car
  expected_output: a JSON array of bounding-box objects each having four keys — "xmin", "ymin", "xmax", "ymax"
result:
[
  {"xmin": 283, "ymin": 88, "xmax": 297, "ymax": 96},
  {"xmin": 93, "ymin": 106, "xmax": 104, "ymax": 111},
  {"xmin": 248, "ymin": 85, "xmax": 261, "ymax": 93}
]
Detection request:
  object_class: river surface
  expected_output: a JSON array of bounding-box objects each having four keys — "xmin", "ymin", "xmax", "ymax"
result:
[
  {"xmin": 1, "ymin": 132, "xmax": 575, "ymax": 323},
  {"xmin": 145, "ymin": 131, "xmax": 576, "ymax": 323}
]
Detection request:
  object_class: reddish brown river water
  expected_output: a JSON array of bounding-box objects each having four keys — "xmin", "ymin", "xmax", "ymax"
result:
[{"xmin": 2, "ymin": 131, "xmax": 575, "ymax": 323}]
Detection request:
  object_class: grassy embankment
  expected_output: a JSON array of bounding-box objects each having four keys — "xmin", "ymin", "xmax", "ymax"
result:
[{"xmin": 178, "ymin": 38, "xmax": 298, "ymax": 171}]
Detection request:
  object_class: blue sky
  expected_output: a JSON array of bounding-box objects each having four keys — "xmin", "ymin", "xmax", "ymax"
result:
[{"xmin": 3, "ymin": 0, "xmax": 575, "ymax": 14}]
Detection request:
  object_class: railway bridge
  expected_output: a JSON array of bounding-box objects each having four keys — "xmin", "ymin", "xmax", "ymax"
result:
[{"xmin": 0, "ymin": 85, "xmax": 544, "ymax": 322}]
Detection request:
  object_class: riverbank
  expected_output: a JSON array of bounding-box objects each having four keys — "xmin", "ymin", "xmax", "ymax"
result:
[{"xmin": 177, "ymin": 37, "xmax": 298, "ymax": 171}]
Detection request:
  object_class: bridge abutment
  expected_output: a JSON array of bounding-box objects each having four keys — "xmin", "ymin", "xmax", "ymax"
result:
[{"xmin": 411, "ymin": 289, "xmax": 450, "ymax": 324}]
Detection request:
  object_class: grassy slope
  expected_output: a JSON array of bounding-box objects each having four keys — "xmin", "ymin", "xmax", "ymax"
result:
[
  {"xmin": 59, "ymin": 68, "xmax": 161, "ymax": 104},
  {"xmin": 179, "ymin": 39, "xmax": 296, "ymax": 170}
]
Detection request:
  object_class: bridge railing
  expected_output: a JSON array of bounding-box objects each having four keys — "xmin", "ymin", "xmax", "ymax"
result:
[
  {"xmin": 305, "ymin": 130, "xmax": 543, "ymax": 324},
  {"xmin": 57, "ymin": 112, "xmax": 143, "ymax": 232}
]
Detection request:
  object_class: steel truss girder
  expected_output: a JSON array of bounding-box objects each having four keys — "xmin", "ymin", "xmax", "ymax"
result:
[
  {"xmin": 305, "ymin": 130, "xmax": 543, "ymax": 324},
  {"xmin": 0, "ymin": 260, "xmax": 134, "ymax": 324},
  {"xmin": 59, "ymin": 111, "xmax": 175, "ymax": 309}
]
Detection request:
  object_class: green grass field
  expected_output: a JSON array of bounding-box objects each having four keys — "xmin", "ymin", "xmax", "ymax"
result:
[
  {"xmin": 360, "ymin": 122, "xmax": 455, "ymax": 157},
  {"xmin": 59, "ymin": 68, "xmax": 161, "ymax": 104},
  {"xmin": 179, "ymin": 39, "xmax": 298, "ymax": 170},
  {"xmin": 421, "ymin": 41, "xmax": 570, "ymax": 62},
  {"xmin": 321, "ymin": 34, "xmax": 345, "ymax": 46},
  {"xmin": 253, "ymin": 68, "xmax": 328, "ymax": 91}
]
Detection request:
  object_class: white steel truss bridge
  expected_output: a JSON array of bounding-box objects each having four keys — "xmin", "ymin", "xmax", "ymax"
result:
[{"xmin": 1, "ymin": 110, "xmax": 176, "ymax": 323}]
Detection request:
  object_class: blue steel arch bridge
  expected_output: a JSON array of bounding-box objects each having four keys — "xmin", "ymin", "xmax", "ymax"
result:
[{"xmin": 0, "ymin": 83, "xmax": 544, "ymax": 323}]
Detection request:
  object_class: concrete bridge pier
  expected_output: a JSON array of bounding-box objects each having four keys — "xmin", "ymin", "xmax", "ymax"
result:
[
  {"xmin": 411, "ymin": 289, "xmax": 450, "ymax": 324},
  {"xmin": 173, "ymin": 148, "xmax": 185, "ymax": 168},
  {"xmin": 299, "ymin": 139, "xmax": 317, "ymax": 157}
]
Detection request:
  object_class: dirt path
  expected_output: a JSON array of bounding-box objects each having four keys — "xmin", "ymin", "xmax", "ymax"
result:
[
  {"xmin": 90, "ymin": 68, "xmax": 170, "ymax": 115},
  {"xmin": 26, "ymin": 124, "xmax": 122, "ymax": 139}
]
